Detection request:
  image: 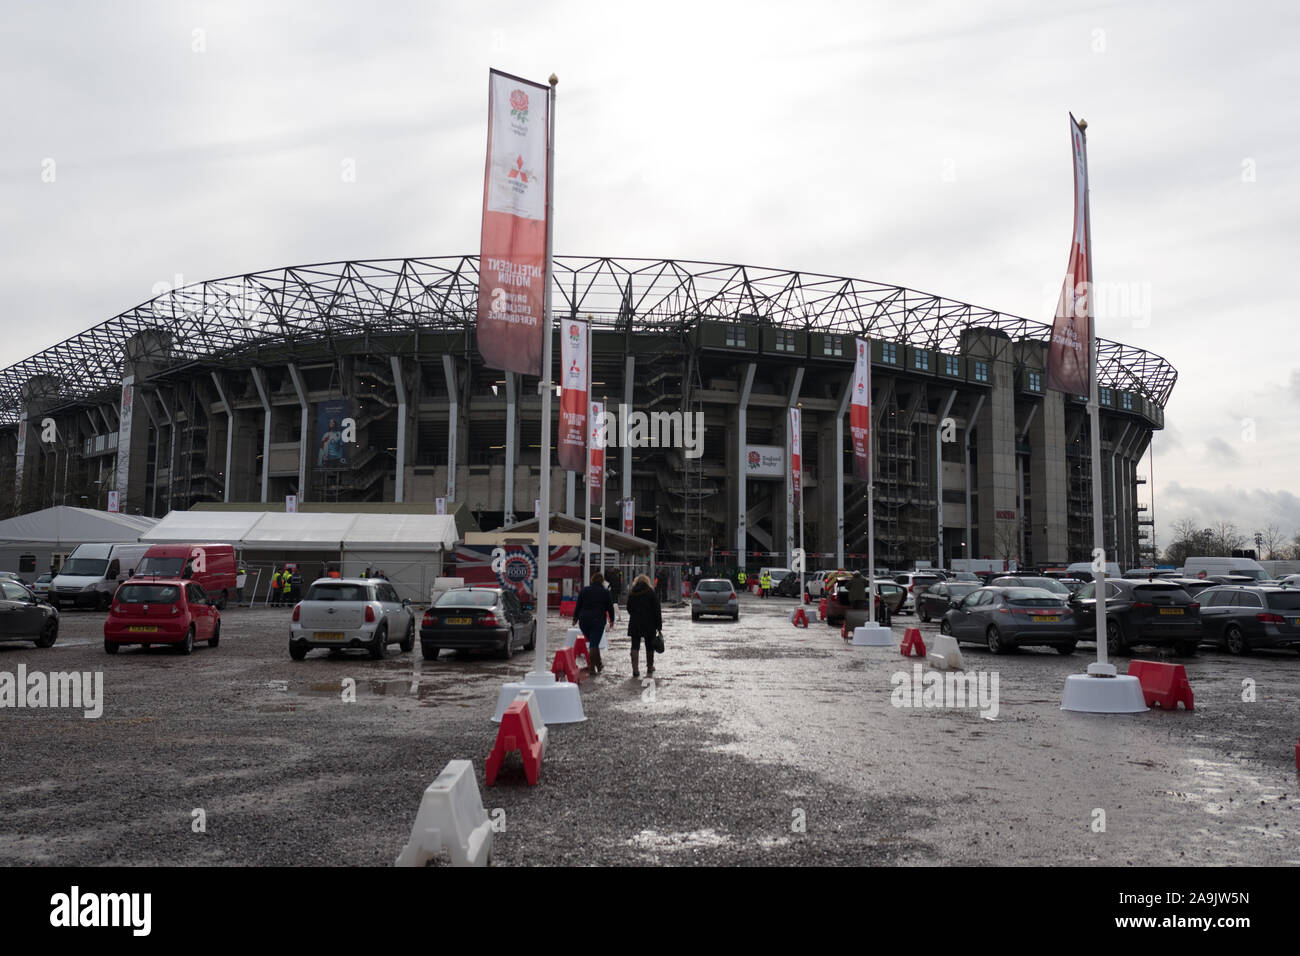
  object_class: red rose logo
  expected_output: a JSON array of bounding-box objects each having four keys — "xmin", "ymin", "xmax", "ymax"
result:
[
  {"xmin": 510, "ymin": 90, "xmax": 529, "ymax": 112},
  {"xmin": 748, "ymin": 451, "xmax": 760, "ymax": 466}
]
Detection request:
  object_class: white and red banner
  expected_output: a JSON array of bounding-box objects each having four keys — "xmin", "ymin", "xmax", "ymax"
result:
[
  {"xmin": 476, "ymin": 69, "xmax": 550, "ymax": 377},
  {"xmin": 622, "ymin": 498, "xmax": 635, "ymax": 535},
  {"xmin": 1046, "ymin": 114, "xmax": 1092, "ymax": 395},
  {"xmin": 587, "ymin": 400, "xmax": 604, "ymax": 510},
  {"xmin": 558, "ymin": 319, "xmax": 589, "ymax": 472},
  {"xmin": 789, "ymin": 406, "xmax": 802, "ymax": 507},
  {"xmin": 850, "ymin": 336, "xmax": 872, "ymax": 481}
]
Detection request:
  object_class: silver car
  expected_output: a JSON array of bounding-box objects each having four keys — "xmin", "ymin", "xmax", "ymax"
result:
[
  {"xmin": 289, "ymin": 578, "xmax": 415, "ymax": 660},
  {"xmin": 692, "ymin": 579, "xmax": 739, "ymax": 621}
]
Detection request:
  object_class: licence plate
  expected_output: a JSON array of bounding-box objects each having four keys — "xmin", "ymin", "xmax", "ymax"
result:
[
  {"xmin": 445, "ymin": 617, "xmax": 471, "ymax": 625},
  {"xmin": 1032, "ymin": 616, "xmax": 1059, "ymax": 623},
  {"xmin": 1159, "ymin": 608, "xmax": 1184, "ymax": 615},
  {"xmin": 314, "ymin": 632, "xmax": 345, "ymax": 641},
  {"xmin": 128, "ymin": 626, "xmax": 158, "ymax": 633}
]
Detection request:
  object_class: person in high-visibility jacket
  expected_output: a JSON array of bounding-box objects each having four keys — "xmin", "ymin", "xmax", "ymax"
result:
[
  {"xmin": 760, "ymin": 571, "xmax": 772, "ymax": 598},
  {"xmin": 737, "ymin": 569, "xmax": 747, "ymax": 589},
  {"xmin": 271, "ymin": 568, "xmax": 283, "ymax": 607}
]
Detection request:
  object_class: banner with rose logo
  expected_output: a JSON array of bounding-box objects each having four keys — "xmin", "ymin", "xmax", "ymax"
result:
[
  {"xmin": 789, "ymin": 405, "xmax": 802, "ymax": 507},
  {"xmin": 477, "ymin": 69, "xmax": 551, "ymax": 376},
  {"xmin": 622, "ymin": 498, "xmax": 635, "ymax": 535},
  {"xmin": 1046, "ymin": 114, "xmax": 1093, "ymax": 396},
  {"xmin": 587, "ymin": 400, "xmax": 604, "ymax": 511},
  {"xmin": 850, "ymin": 336, "xmax": 871, "ymax": 481},
  {"xmin": 558, "ymin": 319, "xmax": 589, "ymax": 472}
]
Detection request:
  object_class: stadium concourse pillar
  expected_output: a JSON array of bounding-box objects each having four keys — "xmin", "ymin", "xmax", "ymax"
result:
[
  {"xmin": 441, "ymin": 355, "xmax": 459, "ymax": 504},
  {"xmin": 287, "ymin": 364, "xmax": 310, "ymax": 502},
  {"xmin": 14, "ymin": 375, "xmax": 61, "ymax": 508},
  {"xmin": 735, "ymin": 363, "xmax": 756, "ymax": 570},
  {"xmin": 391, "ymin": 356, "xmax": 408, "ymax": 503},
  {"xmin": 1029, "ymin": 382, "xmax": 1067, "ymax": 565},
  {"xmin": 250, "ymin": 367, "xmax": 272, "ymax": 503},
  {"xmin": 210, "ymin": 372, "xmax": 234, "ymax": 503}
]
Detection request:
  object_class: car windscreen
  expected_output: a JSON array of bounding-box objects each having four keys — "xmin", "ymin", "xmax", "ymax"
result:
[
  {"xmin": 61, "ymin": 558, "xmax": 108, "ymax": 576},
  {"xmin": 1265, "ymin": 592, "xmax": 1300, "ymax": 610},
  {"xmin": 947, "ymin": 584, "xmax": 979, "ymax": 599},
  {"xmin": 697, "ymin": 581, "xmax": 733, "ymax": 592},
  {"xmin": 116, "ymin": 584, "xmax": 181, "ymax": 604},
  {"xmin": 1019, "ymin": 577, "xmax": 1068, "ymax": 594},
  {"xmin": 306, "ymin": 583, "xmax": 371, "ymax": 602},
  {"xmin": 1004, "ymin": 588, "xmax": 1065, "ymax": 606},
  {"xmin": 436, "ymin": 590, "xmax": 499, "ymax": 607},
  {"xmin": 1133, "ymin": 584, "xmax": 1192, "ymax": 601},
  {"xmin": 136, "ymin": 557, "xmax": 185, "ymax": 576}
]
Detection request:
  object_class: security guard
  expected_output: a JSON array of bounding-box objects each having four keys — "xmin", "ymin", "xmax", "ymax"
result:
[
  {"xmin": 760, "ymin": 570, "xmax": 772, "ymax": 598},
  {"xmin": 271, "ymin": 567, "xmax": 283, "ymax": 607},
  {"xmin": 737, "ymin": 569, "xmax": 747, "ymax": 590}
]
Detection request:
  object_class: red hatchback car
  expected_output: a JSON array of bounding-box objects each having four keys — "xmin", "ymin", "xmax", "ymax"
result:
[{"xmin": 104, "ymin": 578, "xmax": 221, "ymax": 655}]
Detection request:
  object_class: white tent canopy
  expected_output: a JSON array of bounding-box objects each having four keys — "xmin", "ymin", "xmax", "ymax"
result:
[
  {"xmin": 140, "ymin": 510, "xmax": 458, "ymax": 552},
  {"xmin": 0, "ymin": 506, "xmax": 158, "ymax": 547}
]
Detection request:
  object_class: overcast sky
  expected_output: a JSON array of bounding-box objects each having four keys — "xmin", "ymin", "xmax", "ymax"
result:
[{"xmin": 2, "ymin": 0, "xmax": 1297, "ymax": 550}]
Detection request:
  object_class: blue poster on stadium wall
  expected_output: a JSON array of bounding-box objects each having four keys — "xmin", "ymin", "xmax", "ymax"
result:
[{"xmin": 315, "ymin": 398, "xmax": 352, "ymax": 469}]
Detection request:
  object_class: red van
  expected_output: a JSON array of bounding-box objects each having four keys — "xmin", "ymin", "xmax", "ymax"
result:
[{"xmin": 134, "ymin": 544, "xmax": 238, "ymax": 609}]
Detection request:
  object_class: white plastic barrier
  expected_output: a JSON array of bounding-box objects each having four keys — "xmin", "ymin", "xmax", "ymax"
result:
[
  {"xmin": 564, "ymin": 623, "xmax": 607, "ymax": 653},
  {"xmin": 851, "ymin": 623, "xmax": 894, "ymax": 646},
  {"xmin": 395, "ymin": 759, "xmax": 493, "ymax": 867},
  {"xmin": 928, "ymin": 634, "xmax": 965, "ymax": 671}
]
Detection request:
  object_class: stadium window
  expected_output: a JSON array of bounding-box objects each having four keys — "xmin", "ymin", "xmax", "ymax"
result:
[
  {"xmin": 823, "ymin": 335, "xmax": 843, "ymax": 357},
  {"xmin": 774, "ymin": 329, "xmax": 796, "ymax": 353},
  {"xmin": 1121, "ymin": 392, "xmax": 1133, "ymax": 410},
  {"xmin": 1028, "ymin": 371, "xmax": 1042, "ymax": 392},
  {"xmin": 1100, "ymin": 387, "xmax": 1111, "ymax": 405},
  {"xmin": 913, "ymin": 350, "xmax": 930, "ymax": 371},
  {"xmin": 882, "ymin": 343, "xmax": 898, "ymax": 364},
  {"xmin": 973, "ymin": 361, "xmax": 989, "ymax": 382},
  {"xmin": 944, "ymin": 355, "xmax": 960, "ymax": 376},
  {"xmin": 725, "ymin": 325, "xmax": 747, "ymax": 348}
]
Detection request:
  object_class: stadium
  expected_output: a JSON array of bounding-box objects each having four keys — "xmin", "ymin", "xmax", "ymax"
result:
[{"xmin": 0, "ymin": 255, "xmax": 1176, "ymax": 572}]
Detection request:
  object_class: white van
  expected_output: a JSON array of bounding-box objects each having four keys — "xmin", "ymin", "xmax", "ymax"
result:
[
  {"xmin": 1065, "ymin": 560, "xmax": 1122, "ymax": 582},
  {"xmin": 51, "ymin": 542, "xmax": 151, "ymax": 610},
  {"xmin": 1182, "ymin": 557, "xmax": 1271, "ymax": 582}
]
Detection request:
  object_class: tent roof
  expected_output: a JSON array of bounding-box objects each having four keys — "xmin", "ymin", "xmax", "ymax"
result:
[
  {"xmin": 492, "ymin": 514, "xmax": 655, "ymax": 555},
  {"xmin": 140, "ymin": 510, "xmax": 458, "ymax": 552},
  {"xmin": 0, "ymin": 506, "xmax": 158, "ymax": 547}
]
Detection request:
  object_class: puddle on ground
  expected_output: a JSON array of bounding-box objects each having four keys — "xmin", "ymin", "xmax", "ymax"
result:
[
  {"xmin": 627, "ymin": 828, "xmax": 731, "ymax": 851},
  {"xmin": 275, "ymin": 677, "xmax": 483, "ymax": 707}
]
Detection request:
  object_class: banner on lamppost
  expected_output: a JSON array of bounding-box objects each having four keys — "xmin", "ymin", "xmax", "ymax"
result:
[
  {"xmin": 476, "ymin": 69, "xmax": 550, "ymax": 377},
  {"xmin": 587, "ymin": 400, "xmax": 604, "ymax": 510},
  {"xmin": 1046, "ymin": 114, "xmax": 1093, "ymax": 396},
  {"xmin": 558, "ymin": 319, "xmax": 589, "ymax": 472},
  {"xmin": 850, "ymin": 336, "xmax": 872, "ymax": 481},
  {"xmin": 622, "ymin": 498, "xmax": 635, "ymax": 535},
  {"xmin": 789, "ymin": 406, "xmax": 802, "ymax": 507}
]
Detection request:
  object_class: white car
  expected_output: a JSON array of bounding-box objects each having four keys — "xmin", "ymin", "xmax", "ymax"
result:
[
  {"xmin": 893, "ymin": 572, "xmax": 944, "ymax": 614},
  {"xmin": 289, "ymin": 578, "xmax": 415, "ymax": 660}
]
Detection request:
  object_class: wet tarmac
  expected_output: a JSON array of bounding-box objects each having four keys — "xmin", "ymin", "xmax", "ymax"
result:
[{"xmin": 1, "ymin": 594, "xmax": 1297, "ymax": 865}]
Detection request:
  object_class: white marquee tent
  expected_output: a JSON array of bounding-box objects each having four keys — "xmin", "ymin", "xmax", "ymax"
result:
[{"xmin": 0, "ymin": 507, "xmax": 160, "ymax": 579}]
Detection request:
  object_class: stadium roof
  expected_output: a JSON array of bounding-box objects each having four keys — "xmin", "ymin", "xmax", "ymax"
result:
[{"xmin": 0, "ymin": 255, "xmax": 1178, "ymax": 424}]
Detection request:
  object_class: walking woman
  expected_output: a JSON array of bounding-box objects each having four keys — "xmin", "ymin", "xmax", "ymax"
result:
[
  {"xmin": 572, "ymin": 571, "xmax": 615, "ymax": 674},
  {"xmin": 625, "ymin": 573, "xmax": 662, "ymax": 678}
]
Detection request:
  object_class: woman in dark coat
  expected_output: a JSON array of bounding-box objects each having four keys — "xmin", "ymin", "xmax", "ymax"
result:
[
  {"xmin": 625, "ymin": 573, "xmax": 662, "ymax": 678},
  {"xmin": 572, "ymin": 571, "xmax": 615, "ymax": 674}
]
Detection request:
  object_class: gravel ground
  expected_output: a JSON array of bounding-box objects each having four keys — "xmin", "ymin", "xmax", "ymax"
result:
[{"xmin": 1, "ymin": 594, "xmax": 1297, "ymax": 866}]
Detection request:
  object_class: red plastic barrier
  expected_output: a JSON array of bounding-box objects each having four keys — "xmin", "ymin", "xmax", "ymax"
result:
[
  {"xmin": 559, "ymin": 598, "xmax": 577, "ymax": 617},
  {"xmin": 792, "ymin": 607, "xmax": 808, "ymax": 628},
  {"xmin": 485, "ymin": 700, "xmax": 543, "ymax": 786},
  {"xmin": 900, "ymin": 627, "xmax": 927, "ymax": 658},
  {"xmin": 551, "ymin": 646, "xmax": 583, "ymax": 683},
  {"xmin": 571, "ymin": 635, "xmax": 590, "ymax": 667},
  {"xmin": 1127, "ymin": 660, "xmax": 1194, "ymax": 711},
  {"xmin": 818, "ymin": 598, "xmax": 828, "ymax": 621}
]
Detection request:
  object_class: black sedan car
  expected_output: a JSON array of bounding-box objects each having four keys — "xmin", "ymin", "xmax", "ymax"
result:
[
  {"xmin": 916, "ymin": 581, "xmax": 980, "ymax": 622},
  {"xmin": 419, "ymin": 587, "xmax": 536, "ymax": 661},
  {"xmin": 1069, "ymin": 579, "xmax": 1201, "ymax": 656},
  {"xmin": 0, "ymin": 578, "xmax": 59, "ymax": 647},
  {"xmin": 940, "ymin": 587, "xmax": 1078, "ymax": 654},
  {"xmin": 1196, "ymin": 585, "xmax": 1300, "ymax": 655}
]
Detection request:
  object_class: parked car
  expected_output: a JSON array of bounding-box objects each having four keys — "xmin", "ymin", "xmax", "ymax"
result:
[
  {"xmin": 949, "ymin": 571, "xmax": 982, "ymax": 583},
  {"xmin": 693, "ymin": 579, "xmax": 739, "ymax": 620},
  {"xmin": 824, "ymin": 572, "xmax": 904, "ymax": 624},
  {"xmin": 0, "ymin": 578, "xmax": 60, "ymax": 647},
  {"xmin": 1278, "ymin": 574, "xmax": 1300, "ymax": 589},
  {"xmin": 52, "ymin": 542, "xmax": 151, "ymax": 610},
  {"xmin": 1196, "ymin": 585, "xmax": 1300, "ymax": 655},
  {"xmin": 290, "ymin": 578, "xmax": 415, "ymax": 661},
  {"xmin": 989, "ymin": 575, "xmax": 1072, "ymax": 597},
  {"xmin": 893, "ymin": 572, "xmax": 944, "ymax": 614},
  {"xmin": 1069, "ymin": 578, "xmax": 1201, "ymax": 656},
  {"xmin": 104, "ymin": 579, "xmax": 220, "ymax": 655},
  {"xmin": 1159, "ymin": 577, "xmax": 1220, "ymax": 598},
  {"xmin": 31, "ymin": 572, "xmax": 53, "ymax": 598},
  {"xmin": 133, "ymin": 543, "xmax": 239, "ymax": 610},
  {"xmin": 940, "ymin": 586, "xmax": 1077, "ymax": 654},
  {"xmin": 1183, "ymin": 557, "xmax": 1271, "ymax": 582},
  {"xmin": 773, "ymin": 573, "xmax": 803, "ymax": 598},
  {"xmin": 419, "ymin": 586, "xmax": 535, "ymax": 660},
  {"xmin": 916, "ymin": 581, "xmax": 981, "ymax": 622}
]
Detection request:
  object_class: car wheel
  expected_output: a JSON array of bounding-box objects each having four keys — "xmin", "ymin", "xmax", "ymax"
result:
[
  {"xmin": 986, "ymin": 625, "xmax": 1007, "ymax": 655},
  {"xmin": 732, "ymin": 612, "xmax": 739, "ymax": 620},
  {"xmin": 209, "ymin": 620, "xmax": 220, "ymax": 648},
  {"xmin": 692, "ymin": 613, "xmax": 700, "ymax": 621},
  {"xmin": 496, "ymin": 638, "xmax": 513, "ymax": 661},
  {"xmin": 399, "ymin": 617, "xmax": 415, "ymax": 653},
  {"xmin": 289, "ymin": 640, "xmax": 307, "ymax": 661},
  {"xmin": 1174, "ymin": 641, "xmax": 1198, "ymax": 657},
  {"xmin": 1056, "ymin": 641, "xmax": 1077, "ymax": 655},
  {"xmin": 1224, "ymin": 625, "xmax": 1249, "ymax": 656},
  {"xmin": 920, "ymin": 609, "xmax": 931, "ymax": 623},
  {"xmin": 524, "ymin": 624, "xmax": 536, "ymax": 651},
  {"xmin": 98, "ymin": 592, "xmax": 111, "ymax": 611},
  {"xmin": 216, "ymin": 591, "xmax": 228, "ymax": 611},
  {"xmin": 35, "ymin": 616, "xmax": 58, "ymax": 648},
  {"xmin": 178, "ymin": 626, "xmax": 195, "ymax": 656},
  {"xmin": 939, "ymin": 619, "xmax": 951, "ymax": 635},
  {"xmin": 421, "ymin": 645, "xmax": 440, "ymax": 661},
  {"xmin": 1106, "ymin": 619, "xmax": 1128, "ymax": 657},
  {"xmin": 369, "ymin": 625, "xmax": 388, "ymax": 660},
  {"xmin": 104, "ymin": 639, "xmax": 119, "ymax": 655}
]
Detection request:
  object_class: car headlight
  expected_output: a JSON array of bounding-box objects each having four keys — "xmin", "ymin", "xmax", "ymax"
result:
[{"xmin": 83, "ymin": 584, "xmax": 96, "ymax": 591}]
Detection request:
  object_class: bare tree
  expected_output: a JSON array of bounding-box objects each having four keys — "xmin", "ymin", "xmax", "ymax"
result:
[
  {"xmin": 1210, "ymin": 521, "xmax": 1245, "ymax": 555},
  {"xmin": 994, "ymin": 522, "xmax": 1019, "ymax": 568},
  {"xmin": 1259, "ymin": 523, "xmax": 1286, "ymax": 561}
]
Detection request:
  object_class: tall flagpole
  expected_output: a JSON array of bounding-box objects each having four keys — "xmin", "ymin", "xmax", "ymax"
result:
[
  {"xmin": 1080, "ymin": 117, "xmax": 1111, "ymax": 675},
  {"xmin": 534, "ymin": 73, "xmax": 558, "ymax": 677},
  {"xmin": 600, "ymin": 393, "xmax": 607, "ymax": 579}
]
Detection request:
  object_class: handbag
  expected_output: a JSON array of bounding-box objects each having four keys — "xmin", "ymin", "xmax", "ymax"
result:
[{"xmin": 652, "ymin": 630, "xmax": 665, "ymax": 654}]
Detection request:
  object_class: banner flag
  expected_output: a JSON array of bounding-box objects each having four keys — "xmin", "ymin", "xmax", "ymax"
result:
[
  {"xmin": 789, "ymin": 406, "xmax": 802, "ymax": 507},
  {"xmin": 477, "ymin": 69, "xmax": 550, "ymax": 376},
  {"xmin": 850, "ymin": 336, "xmax": 872, "ymax": 481},
  {"xmin": 558, "ymin": 319, "xmax": 589, "ymax": 472},
  {"xmin": 587, "ymin": 400, "xmax": 604, "ymax": 510},
  {"xmin": 622, "ymin": 498, "xmax": 635, "ymax": 535},
  {"xmin": 1046, "ymin": 114, "xmax": 1093, "ymax": 395}
]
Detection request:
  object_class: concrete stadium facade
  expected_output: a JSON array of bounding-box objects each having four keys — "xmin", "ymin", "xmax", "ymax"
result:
[{"xmin": 0, "ymin": 256, "xmax": 1176, "ymax": 571}]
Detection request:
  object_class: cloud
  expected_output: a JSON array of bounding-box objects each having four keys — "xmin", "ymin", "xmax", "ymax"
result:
[
  {"xmin": 1202, "ymin": 437, "xmax": 1241, "ymax": 467},
  {"xmin": 1158, "ymin": 482, "xmax": 1300, "ymax": 537}
]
